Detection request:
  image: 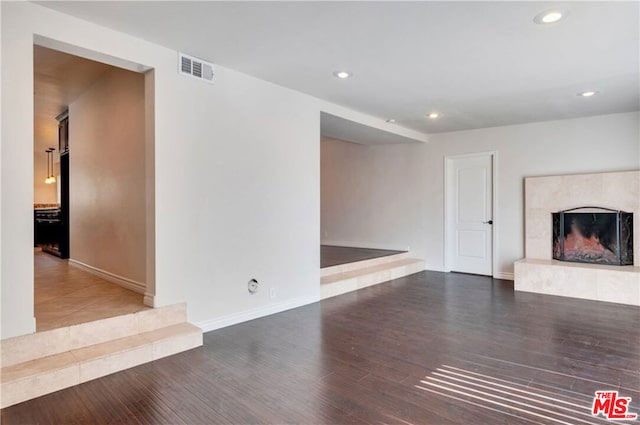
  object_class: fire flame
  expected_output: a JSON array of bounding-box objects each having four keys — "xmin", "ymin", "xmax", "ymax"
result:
[{"xmin": 563, "ymin": 224, "xmax": 616, "ymax": 262}]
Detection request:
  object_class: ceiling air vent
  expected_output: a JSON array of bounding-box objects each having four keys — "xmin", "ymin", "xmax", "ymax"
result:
[{"xmin": 178, "ymin": 52, "xmax": 215, "ymax": 84}]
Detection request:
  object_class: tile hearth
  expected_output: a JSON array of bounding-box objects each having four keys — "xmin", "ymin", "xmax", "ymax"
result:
[{"xmin": 515, "ymin": 258, "xmax": 639, "ymax": 306}]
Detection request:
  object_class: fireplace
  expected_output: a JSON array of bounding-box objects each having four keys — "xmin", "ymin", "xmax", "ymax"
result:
[
  {"xmin": 552, "ymin": 207, "xmax": 634, "ymax": 266},
  {"xmin": 518, "ymin": 172, "xmax": 639, "ymax": 306}
]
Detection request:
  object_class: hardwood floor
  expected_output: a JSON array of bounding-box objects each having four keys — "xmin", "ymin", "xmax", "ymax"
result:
[
  {"xmin": 321, "ymin": 245, "xmax": 405, "ymax": 268},
  {"xmin": 34, "ymin": 249, "xmax": 149, "ymax": 331},
  {"xmin": 3, "ymin": 271, "xmax": 639, "ymax": 424}
]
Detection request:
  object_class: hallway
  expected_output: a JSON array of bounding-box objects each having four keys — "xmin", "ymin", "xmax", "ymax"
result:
[{"xmin": 34, "ymin": 249, "xmax": 149, "ymax": 332}]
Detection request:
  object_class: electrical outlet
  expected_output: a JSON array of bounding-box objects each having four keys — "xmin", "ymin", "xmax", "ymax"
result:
[
  {"xmin": 269, "ymin": 287, "xmax": 276, "ymax": 299},
  {"xmin": 248, "ymin": 279, "xmax": 259, "ymax": 294}
]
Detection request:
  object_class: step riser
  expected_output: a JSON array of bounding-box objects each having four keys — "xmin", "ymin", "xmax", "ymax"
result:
[
  {"xmin": 321, "ymin": 252, "xmax": 409, "ymax": 277},
  {"xmin": 321, "ymin": 260, "xmax": 425, "ymax": 300},
  {"xmin": 1, "ymin": 328, "xmax": 202, "ymax": 409},
  {"xmin": 391, "ymin": 261, "xmax": 425, "ymax": 280},
  {"xmin": 153, "ymin": 330, "xmax": 203, "ymax": 360},
  {"xmin": 0, "ymin": 327, "xmax": 69, "ymax": 370},
  {"xmin": 321, "ymin": 258, "xmax": 424, "ymax": 285},
  {"xmin": 2, "ymin": 363, "xmax": 79, "ymax": 409},
  {"xmin": 1, "ymin": 303, "xmax": 186, "ymax": 368},
  {"xmin": 80, "ymin": 344, "xmax": 152, "ymax": 384},
  {"xmin": 1, "ymin": 333, "xmax": 201, "ymax": 409},
  {"xmin": 1, "ymin": 301, "xmax": 202, "ymax": 410}
]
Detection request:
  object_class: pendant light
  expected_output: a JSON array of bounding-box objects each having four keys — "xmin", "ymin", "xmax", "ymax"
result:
[
  {"xmin": 44, "ymin": 148, "xmax": 52, "ymax": 184},
  {"xmin": 45, "ymin": 148, "xmax": 56, "ymax": 184},
  {"xmin": 49, "ymin": 148, "xmax": 57, "ymax": 184}
]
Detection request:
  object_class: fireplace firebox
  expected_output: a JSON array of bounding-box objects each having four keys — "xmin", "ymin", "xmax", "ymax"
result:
[{"xmin": 552, "ymin": 207, "xmax": 633, "ymax": 266}]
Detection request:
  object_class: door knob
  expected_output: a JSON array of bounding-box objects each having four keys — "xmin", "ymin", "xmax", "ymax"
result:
[{"xmin": 483, "ymin": 220, "xmax": 493, "ymax": 225}]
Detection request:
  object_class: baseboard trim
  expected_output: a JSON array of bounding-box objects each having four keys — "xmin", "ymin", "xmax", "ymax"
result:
[
  {"xmin": 424, "ymin": 264, "xmax": 446, "ymax": 272},
  {"xmin": 422, "ymin": 267, "xmax": 514, "ymax": 280},
  {"xmin": 143, "ymin": 293, "xmax": 155, "ymax": 307},
  {"xmin": 321, "ymin": 240, "xmax": 410, "ymax": 252},
  {"xmin": 68, "ymin": 259, "xmax": 146, "ymax": 294},
  {"xmin": 494, "ymin": 272, "xmax": 514, "ymax": 281},
  {"xmin": 196, "ymin": 294, "xmax": 320, "ymax": 333}
]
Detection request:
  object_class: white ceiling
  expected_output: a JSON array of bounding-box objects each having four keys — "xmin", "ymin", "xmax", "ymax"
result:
[
  {"xmin": 321, "ymin": 112, "xmax": 423, "ymax": 145},
  {"xmin": 37, "ymin": 1, "xmax": 639, "ymax": 136}
]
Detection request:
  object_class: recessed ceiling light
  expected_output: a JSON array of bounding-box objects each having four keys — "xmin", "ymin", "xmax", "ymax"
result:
[
  {"xmin": 333, "ymin": 71, "xmax": 352, "ymax": 79},
  {"xmin": 533, "ymin": 9, "xmax": 567, "ymax": 24},
  {"xmin": 386, "ymin": 119, "xmax": 396, "ymax": 123},
  {"xmin": 427, "ymin": 112, "xmax": 440, "ymax": 119},
  {"xmin": 578, "ymin": 91, "xmax": 598, "ymax": 97}
]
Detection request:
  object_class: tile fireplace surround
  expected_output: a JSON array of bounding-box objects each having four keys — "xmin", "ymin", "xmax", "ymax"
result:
[{"xmin": 515, "ymin": 170, "xmax": 640, "ymax": 306}]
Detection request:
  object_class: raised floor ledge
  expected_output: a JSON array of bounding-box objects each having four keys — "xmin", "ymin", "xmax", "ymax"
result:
[
  {"xmin": 514, "ymin": 258, "xmax": 640, "ymax": 306},
  {"xmin": 516, "ymin": 258, "xmax": 640, "ymax": 273}
]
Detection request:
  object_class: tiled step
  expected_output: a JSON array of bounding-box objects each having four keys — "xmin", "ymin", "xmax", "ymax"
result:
[
  {"xmin": 321, "ymin": 252, "xmax": 409, "ymax": 277},
  {"xmin": 321, "ymin": 258, "xmax": 425, "ymax": 300},
  {"xmin": 0, "ymin": 304, "xmax": 202, "ymax": 408}
]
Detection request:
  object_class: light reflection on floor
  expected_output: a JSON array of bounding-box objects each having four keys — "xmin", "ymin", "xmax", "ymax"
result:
[{"xmin": 415, "ymin": 364, "xmax": 631, "ymax": 425}]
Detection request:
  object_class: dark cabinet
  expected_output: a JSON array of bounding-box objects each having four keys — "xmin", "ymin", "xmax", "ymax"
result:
[
  {"xmin": 58, "ymin": 113, "xmax": 70, "ymax": 259},
  {"xmin": 35, "ymin": 208, "xmax": 63, "ymax": 256},
  {"xmin": 58, "ymin": 114, "xmax": 69, "ymax": 155}
]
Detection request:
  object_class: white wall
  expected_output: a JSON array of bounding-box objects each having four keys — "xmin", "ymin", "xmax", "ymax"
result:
[
  {"xmin": 321, "ymin": 137, "xmax": 426, "ymax": 252},
  {"xmin": 321, "ymin": 112, "xmax": 640, "ymax": 278},
  {"xmin": 2, "ymin": 3, "xmax": 36, "ymax": 337},
  {"xmin": 0, "ymin": 1, "xmax": 3, "ymax": 340},
  {"xmin": 0, "ymin": 2, "xmax": 417, "ymax": 338},
  {"xmin": 69, "ymin": 67, "xmax": 146, "ymax": 285}
]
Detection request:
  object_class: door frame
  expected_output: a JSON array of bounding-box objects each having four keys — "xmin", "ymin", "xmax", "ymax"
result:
[
  {"xmin": 33, "ymin": 36, "xmax": 157, "ymax": 308},
  {"xmin": 444, "ymin": 151, "xmax": 498, "ymax": 276}
]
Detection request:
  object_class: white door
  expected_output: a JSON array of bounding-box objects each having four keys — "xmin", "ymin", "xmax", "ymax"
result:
[{"xmin": 448, "ymin": 154, "xmax": 493, "ymax": 275}]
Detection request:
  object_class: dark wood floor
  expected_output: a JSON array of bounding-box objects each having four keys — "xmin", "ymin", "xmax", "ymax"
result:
[
  {"xmin": 3, "ymin": 271, "xmax": 639, "ymax": 424},
  {"xmin": 321, "ymin": 245, "xmax": 405, "ymax": 268}
]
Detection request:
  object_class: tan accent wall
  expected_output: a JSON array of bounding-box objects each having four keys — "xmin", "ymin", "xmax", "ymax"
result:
[{"xmin": 69, "ymin": 67, "xmax": 146, "ymax": 285}]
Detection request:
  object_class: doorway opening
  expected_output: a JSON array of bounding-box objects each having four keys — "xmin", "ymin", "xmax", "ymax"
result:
[
  {"xmin": 319, "ymin": 134, "xmax": 408, "ymax": 269},
  {"xmin": 318, "ymin": 113, "xmax": 427, "ymax": 299},
  {"xmin": 33, "ymin": 42, "xmax": 155, "ymax": 332},
  {"xmin": 444, "ymin": 152, "xmax": 497, "ymax": 277}
]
